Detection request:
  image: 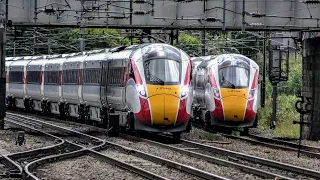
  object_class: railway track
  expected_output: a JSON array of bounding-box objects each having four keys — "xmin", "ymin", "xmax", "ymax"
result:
[
  {"xmin": 6, "ymin": 112, "xmax": 320, "ymax": 179},
  {"xmin": 246, "ymin": 134, "xmax": 320, "ymax": 154},
  {"xmin": 4, "ymin": 114, "xmax": 170, "ymax": 180},
  {"xmin": 193, "ymin": 123, "xmax": 320, "ymax": 159},
  {"xmin": 0, "ymin": 154, "xmax": 22, "ymax": 179},
  {"xmin": 119, "ymin": 133, "xmax": 319, "ymax": 180},
  {"xmin": 5, "ymin": 112, "xmax": 229, "ymax": 180}
]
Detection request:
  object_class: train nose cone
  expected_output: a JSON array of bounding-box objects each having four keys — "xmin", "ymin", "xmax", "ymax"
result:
[
  {"xmin": 147, "ymin": 94, "xmax": 179, "ymax": 125},
  {"xmin": 221, "ymin": 96, "xmax": 247, "ymax": 121}
]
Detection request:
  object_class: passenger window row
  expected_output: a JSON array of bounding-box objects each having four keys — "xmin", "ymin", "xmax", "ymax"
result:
[
  {"xmin": 27, "ymin": 71, "xmax": 41, "ymax": 84},
  {"xmin": 107, "ymin": 68, "xmax": 123, "ymax": 86},
  {"xmin": 8, "ymin": 67, "xmax": 125, "ymax": 87},
  {"xmin": 9, "ymin": 71, "xmax": 23, "ymax": 83},
  {"xmin": 44, "ymin": 71, "xmax": 59, "ymax": 85},
  {"xmin": 84, "ymin": 68, "xmax": 101, "ymax": 85},
  {"xmin": 63, "ymin": 70, "xmax": 78, "ymax": 85}
]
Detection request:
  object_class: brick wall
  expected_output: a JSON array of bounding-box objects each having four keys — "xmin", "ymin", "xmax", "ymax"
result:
[{"xmin": 302, "ymin": 37, "xmax": 320, "ymax": 140}]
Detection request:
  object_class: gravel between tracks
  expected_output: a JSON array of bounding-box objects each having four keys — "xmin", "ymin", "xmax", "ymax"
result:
[
  {"xmin": 35, "ymin": 155, "xmax": 145, "ymax": 180},
  {"xmin": 101, "ymin": 147, "xmax": 200, "ymax": 180},
  {"xmin": 182, "ymin": 128, "xmax": 319, "ymax": 178},
  {"xmin": 107, "ymin": 137, "xmax": 261, "ymax": 180},
  {"xmin": 0, "ymin": 124, "xmax": 57, "ymax": 155}
]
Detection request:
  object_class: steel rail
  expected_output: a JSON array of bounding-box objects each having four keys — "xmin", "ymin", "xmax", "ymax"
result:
[
  {"xmin": 247, "ymin": 134, "xmax": 320, "ymax": 153},
  {"xmin": 8, "ymin": 112, "xmax": 229, "ymax": 180},
  {"xmin": 8, "ymin": 114, "xmax": 169, "ymax": 180},
  {"xmin": 0, "ymin": 155, "xmax": 23, "ymax": 178},
  {"xmin": 192, "ymin": 123, "xmax": 320, "ymax": 159},
  {"xmin": 181, "ymin": 139, "xmax": 320, "ymax": 179},
  {"xmin": 118, "ymin": 133, "xmax": 294, "ymax": 180},
  {"xmin": 219, "ymin": 133, "xmax": 320, "ymax": 159}
]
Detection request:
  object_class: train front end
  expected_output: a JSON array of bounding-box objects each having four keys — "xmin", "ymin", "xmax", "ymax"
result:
[
  {"xmin": 208, "ymin": 54, "xmax": 259, "ymax": 128},
  {"xmin": 126, "ymin": 44, "xmax": 193, "ymax": 135}
]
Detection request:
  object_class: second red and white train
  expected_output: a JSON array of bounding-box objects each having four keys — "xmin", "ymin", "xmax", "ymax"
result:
[{"xmin": 191, "ymin": 54, "xmax": 260, "ymax": 134}]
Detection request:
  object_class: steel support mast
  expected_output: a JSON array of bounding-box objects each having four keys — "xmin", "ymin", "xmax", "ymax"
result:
[{"xmin": 0, "ymin": 0, "xmax": 6, "ymax": 129}]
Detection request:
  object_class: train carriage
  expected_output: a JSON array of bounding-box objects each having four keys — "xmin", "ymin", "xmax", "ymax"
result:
[
  {"xmin": 82, "ymin": 49, "xmax": 109, "ymax": 122},
  {"xmin": 7, "ymin": 57, "xmax": 32, "ymax": 109},
  {"xmin": 42, "ymin": 54, "xmax": 69, "ymax": 115},
  {"xmin": 25, "ymin": 56, "xmax": 48, "ymax": 112},
  {"xmin": 191, "ymin": 54, "xmax": 259, "ymax": 134},
  {"xmin": 5, "ymin": 43, "xmax": 193, "ymax": 139}
]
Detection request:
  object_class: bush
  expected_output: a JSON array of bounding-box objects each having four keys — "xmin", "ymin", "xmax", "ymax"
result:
[{"xmin": 257, "ymin": 57, "xmax": 301, "ymax": 139}]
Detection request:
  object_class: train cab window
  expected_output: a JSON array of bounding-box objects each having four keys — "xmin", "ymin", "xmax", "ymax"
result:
[
  {"xmin": 63, "ymin": 69, "xmax": 78, "ymax": 85},
  {"xmin": 219, "ymin": 66, "xmax": 249, "ymax": 89},
  {"xmin": 44, "ymin": 71, "xmax": 58, "ymax": 85},
  {"xmin": 84, "ymin": 68, "xmax": 101, "ymax": 85},
  {"xmin": 107, "ymin": 68, "xmax": 122, "ymax": 86},
  {"xmin": 9, "ymin": 71, "xmax": 23, "ymax": 83},
  {"xmin": 144, "ymin": 59, "xmax": 180, "ymax": 85},
  {"xmin": 27, "ymin": 71, "xmax": 41, "ymax": 84}
]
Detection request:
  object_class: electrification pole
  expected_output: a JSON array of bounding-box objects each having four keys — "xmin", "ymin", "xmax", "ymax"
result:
[
  {"xmin": 201, "ymin": 30, "xmax": 206, "ymax": 56},
  {"xmin": 0, "ymin": 0, "xmax": 6, "ymax": 129},
  {"xmin": 79, "ymin": 1, "xmax": 85, "ymax": 52},
  {"xmin": 261, "ymin": 31, "xmax": 267, "ymax": 107}
]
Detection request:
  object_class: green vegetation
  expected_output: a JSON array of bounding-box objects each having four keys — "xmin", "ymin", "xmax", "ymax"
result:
[{"xmin": 257, "ymin": 57, "xmax": 301, "ymax": 139}]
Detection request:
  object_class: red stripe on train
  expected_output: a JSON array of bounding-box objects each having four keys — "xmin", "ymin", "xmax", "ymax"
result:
[
  {"xmin": 135, "ymin": 97, "xmax": 152, "ymax": 125},
  {"xmin": 175, "ymin": 98, "xmax": 190, "ymax": 125}
]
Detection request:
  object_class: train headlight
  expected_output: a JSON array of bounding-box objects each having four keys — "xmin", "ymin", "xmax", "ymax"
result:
[
  {"xmin": 248, "ymin": 89, "xmax": 255, "ymax": 100},
  {"xmin": 137, "ymin": 84, "xmax": 147, "ymax": 97},
  {"xmin": 181, "ymin": 86, "xmax": 189, "ymax": 98},
  {"xmin": 213, "ymin": 88, "xmax": 221, "ymax": 99}
]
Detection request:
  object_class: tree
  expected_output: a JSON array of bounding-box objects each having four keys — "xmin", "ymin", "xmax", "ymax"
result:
[
  {"xmin": 174, "ymin": 31, "xmax": 201, "ymax": 56},
  {"xmin": 67, "ymin": 28, "xmax": 135, "ymax": 50}
]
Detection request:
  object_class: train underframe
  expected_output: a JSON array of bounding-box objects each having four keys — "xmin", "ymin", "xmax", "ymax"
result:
[
  {"xmin": 192, "ymin": 105, "xmax": 258, "ymax": 135},
  {"xmin": 5, "ymin": 95, "xmax": 191, "ymax": 140}
]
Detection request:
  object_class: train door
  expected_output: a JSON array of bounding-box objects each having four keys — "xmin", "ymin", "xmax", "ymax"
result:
[{"xmin": 105, "ymin": 57, "xmax": 127, "ymax": 110}]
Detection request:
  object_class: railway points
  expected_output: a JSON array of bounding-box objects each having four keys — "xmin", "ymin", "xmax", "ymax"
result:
[
  {"xmin": 5, "ymin": 112, "xmax": 228, "ymax": 180},
  {"xmin": 2, "ymin": 111, "xmax": 319, "ymax": 180}
]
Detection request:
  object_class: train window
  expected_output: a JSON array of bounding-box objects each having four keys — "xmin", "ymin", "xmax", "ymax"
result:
[
  {"xmin": 9, "ymin": 71, "xmax": 23, "ymax": 83},
  {"xmin": 27, "ymin": 71, "xmax": 41, "ymax": 84},
  {"xmin": 219, "ymin": 66, "xmax": 249, "ymax": 89},
  {"xmin": 144, "ymin": 59, "xmax": 180, "ymax": 85},
  {"xmin": 84, "ymin": 68, "xmax": 101, "ymax": 85},
  {"xmin": 107, "ymin": 67, "xmax": 122, "ymax": 86},
  {"xmin": 44, "ymin": 71, "xmax": 58, "ymax": 85},
  {"xmin": 63, "ymin": 69, "xmax": 78, "ymax": 85}
]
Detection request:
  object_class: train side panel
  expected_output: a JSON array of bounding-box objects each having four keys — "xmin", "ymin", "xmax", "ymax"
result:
[
  {"xmin": 82, "ymin": 51, "xmax": 108, "ymax": 121},
  {"xmin": 26, "ymin": 58, "xmax": 48, "ymax": 112},
  {"xmin": 105, "ymin": 50, "xmax": 132, "ymax": 111},
  {"xmin": 43, "ymin": 56, "xmax": 66, "ymax": 115},
  {"xmin": 8, "ymin": 59, "xmax": 31, "ymax": 109},
  {"xmin": 62, "ymin": 53, "xmax": 86, "ymax": 118}
]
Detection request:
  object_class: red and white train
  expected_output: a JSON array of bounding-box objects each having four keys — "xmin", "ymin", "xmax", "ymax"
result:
[
  {"xmin": 191, "ymin": 54, "xmax": 259, "ymax": 134},
  {"xmin": 5, "ymin": 43, "xmax": 193, "ymax": 139}
]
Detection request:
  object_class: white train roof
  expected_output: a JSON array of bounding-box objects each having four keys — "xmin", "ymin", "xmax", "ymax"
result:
[
  {"xmin": 9, "ymin": 59, "xmax": 31, "ymax": 67},
  {"xmin": 28, "ymin": 59, "xmax": 48, "ymax": 66},
  {"xmin": 84, "ymin": 53, "xmax": 105, "ymax": 62},
  {"xmin": 106, "ymin": 49, "xmax": 133, "ymax": 60}
]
